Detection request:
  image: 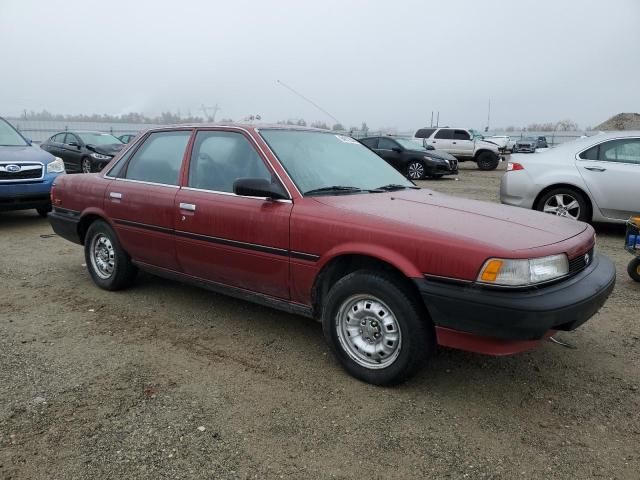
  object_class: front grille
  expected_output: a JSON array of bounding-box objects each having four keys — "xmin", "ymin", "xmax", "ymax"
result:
[
  {"xmin": 568, "ymin": 247, "xmax": 594, "ymax": 275},
  {"xmin": 0, "ymin": 163, "xmax": 43, "ymax": 181}
]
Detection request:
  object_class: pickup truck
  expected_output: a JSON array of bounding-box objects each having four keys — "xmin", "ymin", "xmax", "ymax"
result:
[
  {"xmin": 414, "ymin": 127, "xmax": 502, "ymax": 170},
  {"xmin": 0, "ymin": 117, "xmax": 65, "ymax": 216}
]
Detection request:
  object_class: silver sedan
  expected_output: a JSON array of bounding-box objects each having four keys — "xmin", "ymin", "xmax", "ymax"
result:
[{"xmin": 500, "ymin": 131, "xmax": 640, "ymax": 223}]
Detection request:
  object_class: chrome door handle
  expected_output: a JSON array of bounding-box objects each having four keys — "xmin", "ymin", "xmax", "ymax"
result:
[
  {"xmin": 179, "ymin": 202, "xmax": 196, "ymax": 212},
  {"xmin": 452, "ymin": 141, "xmax": 457, "ymax": 144},
  {"xmin": 109, "ymin": 192, "xmax": 122, "ymax": 199},
  {"xmin": 584, "ymin": 166, "xmax": 606, "ymax": 172}
]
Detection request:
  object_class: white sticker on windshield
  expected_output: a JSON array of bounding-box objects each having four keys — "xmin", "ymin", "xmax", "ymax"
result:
[{"xmin": 335, "ymin": 135, "xmax": 359, "ymax": 144}]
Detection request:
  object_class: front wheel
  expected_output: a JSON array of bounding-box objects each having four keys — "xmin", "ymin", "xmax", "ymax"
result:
[
  {"xmin": 476, "ymin": 151, "xmax": 499, "ymax": 170},
  {"xmin": 81, "ymin": 157, "xmax": 92, "ymax": 174},
  {"xmin": 628, "ymin": 258, "xmax": 640, "ymax": 282},
  {"xmin": 406, "ymin": 161, "xmax": 425, "ymax": 180},
  {"xmin": 84, "ymin": 220, "xmax": 137, "ymax": 290},
  {"xmin": 322, "ymin": 270, "xmax": 435, "ymax": 385}
]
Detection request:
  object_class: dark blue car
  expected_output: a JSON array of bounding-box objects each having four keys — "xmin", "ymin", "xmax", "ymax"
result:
[{"xmin": 0, "ymin": 117, "xmax": 66, "ymax": 216}]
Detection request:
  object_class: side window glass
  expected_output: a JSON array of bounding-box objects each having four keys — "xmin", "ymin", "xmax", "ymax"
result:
[
  {"xmin": 378, "ymin": 138, "xmax": 397, "ymax": 150},
  {"xmin": 53, "ymin": 133, "xmax": 66, "ymax": 143},
  {"xmin": 124, "ymin": 131, "xmax": 190, "ymax": 185},
  {"xmin": 453, "ymin": 130, "xmax": 471, "ymax": 140},
  {"xmin": 599, "ymin": 139, "xmax": 640, "ymax": 165},
  {"xmin": 434, "ymin": 129, "xmax": 453, "ymax": 139},
  {"xmin": 415, "ymin": 128, "xmax": 436, "ymax": 139},
  {"xmin": 360, "ymin": 138, "xmax": 378, "ymax": 149},
  {"xmin": 64, "ymin": 134, "xmax": 77, "ymax": 145},
  {"xmin": 188, "ymin": 131, "xmax": 272, "ymax": 193},
  {"xmin": 579, "ymin": 145, "xmax": 599, "ymax": 160}
]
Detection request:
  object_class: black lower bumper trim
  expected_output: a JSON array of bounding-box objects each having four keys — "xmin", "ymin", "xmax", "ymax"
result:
[
  {"xmin": 415, "ymin": 253, "xmax": 616, "ymax": 341},
  {"xmin": 48, "ymin": 211, "xmax": 82, "ymax": 245}
]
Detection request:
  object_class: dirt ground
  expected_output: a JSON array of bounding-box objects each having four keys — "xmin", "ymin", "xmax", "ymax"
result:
[{"xmin": 1, "ymin": 162, "xmax": 639, "ymax": 479}]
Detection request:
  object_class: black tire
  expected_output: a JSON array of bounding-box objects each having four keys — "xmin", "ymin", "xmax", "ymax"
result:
[
  {"xmin": 322, "ymin": 270, "xmax": 435, "ymax": 385},
  {"xmin": 81, "ymin": 157, "xmax": 93, "ymax": 174},
  {"xmin": 628, "ymin": 258, "xmax": 640, "ymax": 282},
  {"xmin": 535, "ymin": 187, "xmax": 590, "ymax": 222},
  {"xmin": 476, "ymin": 151, "xmax": 499, "ymax": 170},
  {"xmin": 84, "ymin": 220, "xmax": 137, "ymax": 290},
  {"xmin": 36, "ymin": 205, "xmax": 51, "ymax": 218},
  {"xmin": 406, "ymin": 160, "xmax": 426, "ymax": 180},
  {"xmin": 430, "ymin": 174, "xmax": 444, "ymax": 179}
]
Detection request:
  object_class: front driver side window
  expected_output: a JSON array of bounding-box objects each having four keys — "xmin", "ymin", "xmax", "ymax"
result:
[
  {"xmin": 188, "ymin": 131, "xmax": 272, "ymax": 193},
  {"xmin": 124, "ymin": 130, "xmax": 191, "ymax": 185},
  {"xmin": 378, "ymin": 138, "xmax": 397, "ymax": 150}
]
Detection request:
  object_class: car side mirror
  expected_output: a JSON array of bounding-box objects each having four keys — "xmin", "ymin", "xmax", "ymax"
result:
[
  {"xmin": 233, "ymin": 177, "xmax": 288, "ymax": 200},
  {"xmin": 425, "ymin": 145, "xmax": 435, "ymax": 150},
  {"xmin": 24, "ymin": 137, "xmax": 32, "ymax": 145},
  {"xmin": 391, "ymin": 147, "xmax": 402, "ymax": 153}
]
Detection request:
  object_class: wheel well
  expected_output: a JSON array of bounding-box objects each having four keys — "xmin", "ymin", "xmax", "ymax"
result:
[
  {"xmin": 533, "ymin": 184, "xmax": 593, "ymax": 220},
  {"xmin": 77, "ymin": 214, "xmax": 104, "ymax": 245},
  {"xmin": 473, "ymin": 149, "xmax": 496, "ymax": 160},
  {"xmin": 311, "ymin": 254, "xmax": 423, "ymax": 319}
]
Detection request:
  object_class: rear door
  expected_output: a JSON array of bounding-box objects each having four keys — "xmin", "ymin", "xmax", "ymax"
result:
[
  {"xmin": 174, "ymin": 129, "xmax": 292, "ymax": 299},
  {"xmin": 576, "ymin": 137, "xmax": 640, "ymax": 220},
  {"xmin": 453, "ymin": 129, "xmax": 474, "ymax": 157},
  {"xmin": 104, "ymin": 129, "xmax": 192, "ymax": 270},
  {"xmin": 430, "ymin": 128, "xmax": 454, "ymax": 152},
  {"xmin": 42, "ymin": 133, "xmax": 66, "ymax": 161}
]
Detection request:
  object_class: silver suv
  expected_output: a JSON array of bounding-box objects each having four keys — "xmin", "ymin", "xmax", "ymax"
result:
[{"xmin": 414, "ymin": 127, "xmax": 502, "ymax": 170}]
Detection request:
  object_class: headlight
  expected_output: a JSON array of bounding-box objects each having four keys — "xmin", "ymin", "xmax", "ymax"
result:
[
  {"xmin": 47, "ymin": 157, "xmax": 65, "ymax": 174},
  {"xmin": 90, "ymin": 152, "xmax": 112, "ymax": 160},
  {"xmin": 477, "ymin": 254, "xmax": 569, "ymax": 286}
]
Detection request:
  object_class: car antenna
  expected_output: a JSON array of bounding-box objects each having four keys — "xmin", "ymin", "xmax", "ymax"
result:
[{"xmin": 276, "ymin": 80, "xmax": 342, "ymax": 125}]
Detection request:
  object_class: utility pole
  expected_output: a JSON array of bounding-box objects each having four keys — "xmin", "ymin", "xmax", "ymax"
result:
[
  {"xmin": 486, "ymin": 98, "xmax": 491, "ymax": 132},
  {"xmin": 201, "ymin": 104, "xmax": 220, "ymax": 122},
  {"xmin": 430, "ymin": 111, "xmax": 433, "ymax": 127},
  {"xmin": 436, "ymin": 112, "xmax": 440, "ymax": 127}
]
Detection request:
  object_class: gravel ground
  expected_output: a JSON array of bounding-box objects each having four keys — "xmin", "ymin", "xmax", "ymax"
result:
[{"xmin": 1, "ymin": 161, "xmax": 639, "ymax": 479}]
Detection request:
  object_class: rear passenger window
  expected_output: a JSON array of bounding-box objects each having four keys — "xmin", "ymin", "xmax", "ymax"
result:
[
  {"xmin": 599, "ymin": 139, "xmax": 640, "ymax": 164},
  {"xmin": 434, "ymin": 129, "xmax": 453, "ymax": 139},
  {"xmin": 579, "ymin": 145, "xmax": 599, "ymax": 160},
  {"xmin": 360, "ymin": 138, "xmax": 378, "ymax": 149},
  {"xmin": 188, "ymin": 131, "xmax": 272, "ymax": 193},
  {"xmin": 124, "ymin": 131, "xmax": 191, "ymax": 185},
  {"xmin": 415, "ymin": 128, "xmax": 436, "ymax": 139}
]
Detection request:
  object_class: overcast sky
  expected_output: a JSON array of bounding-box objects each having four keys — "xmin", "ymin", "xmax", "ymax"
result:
[{"xmin": 1, "ymin": 0, "xmax": 638, "ymax": 130}]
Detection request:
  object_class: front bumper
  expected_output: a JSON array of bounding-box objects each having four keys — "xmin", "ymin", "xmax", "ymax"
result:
[
  {"xmin": 0, "ymin": 175, "xmax": 58, "ymax": 211},
  {"xmin": 415, "ymin": 253, "xmax": 615, "ymax": 343}
]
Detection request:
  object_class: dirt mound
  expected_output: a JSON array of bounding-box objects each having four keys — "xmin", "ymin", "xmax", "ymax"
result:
[{"xmin": 594, "ymin": 112, "xmax": 640, "ymax": 130}]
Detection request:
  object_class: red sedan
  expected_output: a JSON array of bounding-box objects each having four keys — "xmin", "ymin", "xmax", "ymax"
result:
[{"xmin": 48, "ymin": 125, "xmax": 616, "ymax": 385}]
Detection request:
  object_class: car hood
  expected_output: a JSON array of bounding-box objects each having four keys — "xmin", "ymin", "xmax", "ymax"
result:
[
  {"xmin": 476, "ymin": 140, "xmax": 500, "ymax": 151},
  {"xmin": 314, "ymin": 189, "xmax": 588, "ymax": 251},
  {"xmin": 0, "ymin": 145, "xmax": 55, "ymax": 164},
  {"xmin": 87, "ymin": 143, "xmax": 125, "ymax": 156},
  {"xmin": 406, "ymin": 149, "xmax": 457, "ymax": 161},
  {"xmin": 516, "ymin": 139, "xmax": 535, "ymax": 144}
]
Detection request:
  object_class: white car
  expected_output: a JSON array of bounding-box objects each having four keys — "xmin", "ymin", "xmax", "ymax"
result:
[
  {"xmin": 414, "ymin": 127, "xmax": 502, "ymax": 170},
  {"xmin": 500, "ymin": 131, "xmax": 640, "ymax": 223},
  {"xmin": 484, "ymin": 135, "xmax": 510, "ymax": 151}
]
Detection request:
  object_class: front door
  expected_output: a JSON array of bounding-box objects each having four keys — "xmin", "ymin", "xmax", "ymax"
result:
[
  {"xmin": 375, "ymin": 137, "xmax": 403, "ymax": 170},
  {"xmin": 576, "ymin": 137, "xmax": 640, "ymax": 220},
  {"xmin": 175, "ymin": 129, "xmax": 292, "ymax": 299},
  {"xmin": 61, "ymin": 133, "xmax": 84, "ymax": 172},
  {"xmin": 104, "ymin": 129, "xmax": 192, "ymax": 271}
]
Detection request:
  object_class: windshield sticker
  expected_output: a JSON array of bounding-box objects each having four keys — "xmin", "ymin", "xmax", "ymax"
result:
[{"xmin": 335, "ymin": 135, "xmax": 359, "ymax": 144}]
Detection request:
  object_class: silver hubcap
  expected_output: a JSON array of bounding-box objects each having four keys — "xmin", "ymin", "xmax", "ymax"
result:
[
  {"xmin": 82, "ymin": 159, "xmax": 91, "ymax": 173},
  {"xmin": 407, "ymin": 162, "xmax": 424, "ymax": 179},
  {"xmin": 90, "ymin": 234, "xmax": 115, "ymax": 279},
  {"xmin": 336, "ymin": 294, "xmax": 402, "ymax": 369},
  {"xmin": 543, "ymin": 194, "xmax": 580, "ymax": 219}
]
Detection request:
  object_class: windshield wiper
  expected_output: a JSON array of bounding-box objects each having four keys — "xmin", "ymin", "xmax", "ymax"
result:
[
  {"xmin": 304, "ymin": 186, "xmax": 364, "ymax": 196},
  {"xmin": 375, "ymin": 184, "xmax": 420, "ymax": 191}
]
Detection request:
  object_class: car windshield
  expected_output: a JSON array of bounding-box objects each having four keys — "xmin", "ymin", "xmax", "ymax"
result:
[
  {"xmin": 523, "ymin": 137, "xmax": 536, "ymax": 141},
  {"xmin": 395, "ymin": 138, "xmax": 426, "ymax": 150},
  {"xmin": 0, "ymin": 118, "xmax": 28, "ymax": 146},
  {"xmin": 260, "ymin": 130, "xmax": 414, "ymax": 195},
  {"xmin": 77, "ymin": 132, "xmax": 123, "ymax": 145}
]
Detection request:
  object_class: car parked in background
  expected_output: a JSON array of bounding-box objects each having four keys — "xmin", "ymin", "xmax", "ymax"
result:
[
  {"xmin": 501, "ymin": 131, "xmax": 640, "ymax": 223},
  {"xmin": 0, "ymin": 116, "xmax": 65, "ymax": 216},
  {"xmin": 118, "ymin": 133, "xmax": 137, "ymax": 144},
  {"xmin": 484, "ymin": 135, "xmax": 510, "ymax": 152},
  {"xmin": 48, "ymin": 124, "xmax": 615, "ymax": 385},
  {"xmin": 537, "ymin": 136, "xmax": 549, "ymax": 148},
  {"xmin": 359, "ymin": 136, "xmax": 458, "ymax": 180},
  {"xmin": 414, "ymin": 127, "xmax": 501, "ymax": 170},
  {"xmin": 40, "ymin": 131, "xmax": 125, "ymax": 173},
  {"xmin": 513, "ymin": 137, "xmax": 538, "ymax": 153}
]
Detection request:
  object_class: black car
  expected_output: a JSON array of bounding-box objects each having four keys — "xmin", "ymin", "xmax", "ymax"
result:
[
  {"xmin": 118, "ymin": 133, "xmax": 137, "ymax": 144},
  {"xmin": 536, "ymin": 136, "xmax": 549, "ymax": 148},
  {"xmin": 359, "ymin": 136, "xmax": 458, "ymax": 180},
  {"xmin": 40, "ymin": 131, "xmax": 125, "ymax": 173}
]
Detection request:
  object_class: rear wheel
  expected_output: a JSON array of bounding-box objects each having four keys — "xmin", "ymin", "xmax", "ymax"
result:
[
  {"xmin": 536, "ymin": 187, "xmax": 589, "ymax": 222},
  {"xmin": 406, "ymin": 161, "xmax": 425, "ymax": 180},
  {"xmin": 84, "ymin": 220, "xmax": 137, "ymax": 290},
  {"xmin": 628, "ymin": 258, "xmax": 640, "ymax": 282},
  {"xmin": 476, "ymin": 151, "xmax": 499, "ymax": 170},
  {"xmin": 81, "ymin": 157, "xmax": 92, "ymax": 173},
  {"xmin": 322, "ymin": 270, "xmax": 435, "ymax": 385},
  {"xmin": 36, "ymin": 205, "xmax": 51, "ymax": 218}
]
